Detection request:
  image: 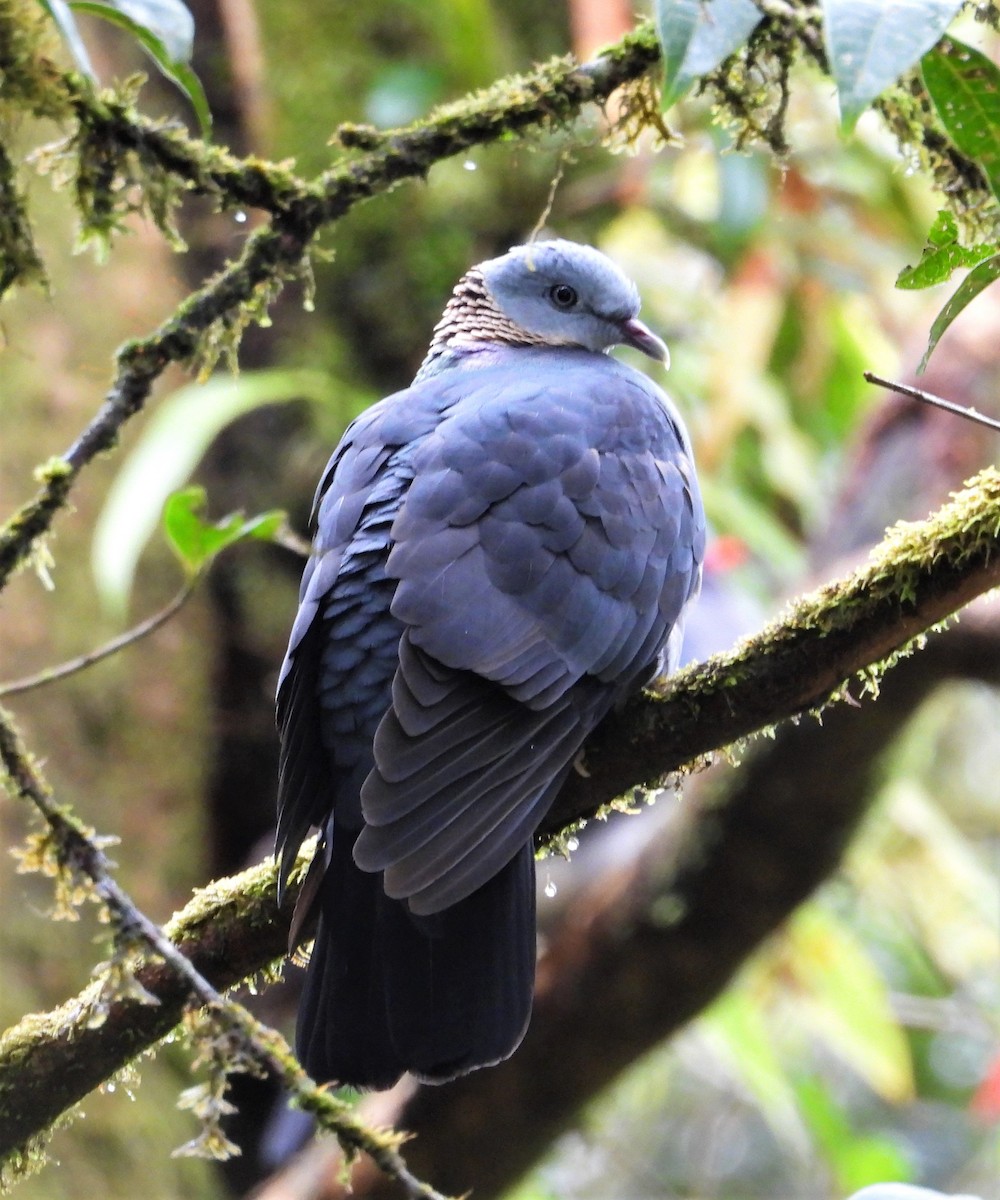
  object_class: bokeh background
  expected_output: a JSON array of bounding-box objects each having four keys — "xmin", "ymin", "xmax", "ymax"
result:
[{"xmin": 1, "ymin": 2, "xmax": 998, "ymax": 1198}]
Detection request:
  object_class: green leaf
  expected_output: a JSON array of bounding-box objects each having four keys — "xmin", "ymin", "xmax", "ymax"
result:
[
  {"xmin": 109, "ymin": 0, "xmax": 194, "ymax": 62},
  {"xmin": 655, "ymin": 0, "xmax": 762, "ymax": 109},
  {"xmin": 39, "ymin": 0, "xmax": 96, "ymax": 75},
  {"xmin": 156, "ymin": 56, "xmax": 211, "ymax": 139},
  {"xmin": 897, "ymin": 209, "xmax": 999, "ymax": 289},
  {"xmin": 901, "ymin": 205, "xmax": 1000, "ymax": 368},
  {"xmin": 162, "ymin": 487, "xmax": 286, "ymax": 574},
  {"xmin": 786, "ymin": 905, "xmax": 914, "ymax": 1103},
  {"xmin": 821, "ymin": 0, "xmax": 963, "ymax": 132},
  {"xmin": 923, "ymin": 37, "xmax": 1000, "ymax": 201},
  {"xmin": 918, "ymin": 252, "xmax": 1000, "ymax": 371},
  {"xmin": 701, "ymin": 989, "xmax": 810, "ymax": 1149},
  {"xmin": 655, "ymin": 0, "xmax": 700, "ymax": 109},
  {"xmin": 68, "ymin": 1, "xmax": 211, "ymax": 137},
  {"xmin": 796, "ymin": 1077, "xmax": 914, "ymax": 1194},
  {"xmin": 92, "ymin": 368, "xmax": 336, "ymax": 615}
]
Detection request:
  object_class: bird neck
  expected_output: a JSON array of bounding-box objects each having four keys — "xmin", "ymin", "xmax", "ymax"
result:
[{"xmin": 415, "ymin": 266, "xmax": 552, "ymax": 382}]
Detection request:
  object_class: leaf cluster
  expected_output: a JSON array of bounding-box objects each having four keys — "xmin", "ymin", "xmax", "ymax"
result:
[{"xmin": 652, "ymin": 1, "xmax": 1000, "ymax": 366}]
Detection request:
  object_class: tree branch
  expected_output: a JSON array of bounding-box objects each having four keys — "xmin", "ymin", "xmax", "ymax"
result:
[
  {"xmin": 865, "ymin": 371, "xmax": 1000, "ymax": 434},
  {"xmin": 0, "ymin": 22, "xmax": 663, "ymax": 591},
  {"xmin": 0, "ymin": 713, "xmax": 450, "ymax": 1199},
  {"xmin": 0, "ymin": 577, "xmax": 197, "ymax": 697},
  {"xmin": 3, "ymin": 468, "xmax": 999, "ymax": 1164},
  {"xmin": 0, "ymin": 846, "xmax": 291, "ymax": 1161}
]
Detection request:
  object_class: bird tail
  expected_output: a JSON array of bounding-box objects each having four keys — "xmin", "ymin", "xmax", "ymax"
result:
[{"xmin": 296, "ymin": 830, "xmax": 536, "ymax": 1090}]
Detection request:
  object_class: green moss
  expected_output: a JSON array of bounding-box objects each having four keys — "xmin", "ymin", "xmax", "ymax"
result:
[
  {"xmin": 0, "ymin": 467, "xmax": 74, "ymax": 585},
  {"xmin": 878, "ymin": 76, "xmax": 998, "ymax": 236},
  {"xmin": 0, "ymin": 139, "xmax": 46, "ymax": 294},
  {"xmin": 0, "ymin": 1128, "xmax": 61, "ymax": 1188},
  {"xmin": 163, "ymin": 852, "xmax": 290, "ymax": 942},
  {"xmin": 0, "ymin": 0, "xmax": 75, "ymax": 121},
  {"xmin": 658, "ymin": 466, "xmax": 1000, "ymax": 731}
]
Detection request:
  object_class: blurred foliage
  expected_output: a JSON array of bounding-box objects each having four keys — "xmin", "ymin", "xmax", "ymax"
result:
[
  {"xmin": 91, "ymin": 369, "xmax": 336, "ymax": 614},
  {"xmin": 2, "ymin": 0, "xmax": 1000, "ymax": 1197},
  {"xmin": 511, "ymin": 688, "xmax": 1000, "ymax": 1200}
]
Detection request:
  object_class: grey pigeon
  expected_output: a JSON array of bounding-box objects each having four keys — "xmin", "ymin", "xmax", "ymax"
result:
[{"xmin": 276, "ymin": 239, "xmax": 705, "ymax": 1089}]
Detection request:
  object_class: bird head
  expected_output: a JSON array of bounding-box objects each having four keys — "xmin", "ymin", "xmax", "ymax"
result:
[{"xmin": 478, "ymin": 239, "xmax": 669, "ymax": 365}]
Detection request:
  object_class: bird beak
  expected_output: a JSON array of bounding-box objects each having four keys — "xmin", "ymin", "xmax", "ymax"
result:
[{"xmin": 620, "ymin": 317, "xmax": 670, "ymax": 367}]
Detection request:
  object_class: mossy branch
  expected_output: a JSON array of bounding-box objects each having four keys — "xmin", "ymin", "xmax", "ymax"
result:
[
  {"xmin": 4, "ymin": 6, "xmax": 994, "ymax": 592},
  {"xmin": 0, "ymin": 22, "xmax": 662, "ymax": 592},
  {"xmin": 0, "ymin": 138, "xmax": 45, "ymax": 296},
  {"xmin": 0, "ymin": 710, "xmax": 452, "ymax": 1198},
  {"xmin": 2, "ymin": 467, "xmax": 999, "ymax": 1168}
]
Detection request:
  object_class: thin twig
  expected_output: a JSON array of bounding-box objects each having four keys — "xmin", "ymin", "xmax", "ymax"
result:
[
  {"xmin": 528, "ymin": 148, "xmax": 570, "ymax": 242},
  {"xmin": 0, "ymin": 578, "xmax": 198, "ymax": 698},
  {"xmin": 865, "ymin": 370, "xmax": 1000, "ymax": 434}
]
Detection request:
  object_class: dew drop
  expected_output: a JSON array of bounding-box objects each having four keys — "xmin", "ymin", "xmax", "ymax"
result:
[
  {"xmin": 234, "ymin": 210, "xmax": 248, "ymax": 224},
  {"xmin": 544, "ymin": 879, "xmax": 557, "ymax": 898},
  {"xmin": 463, "ymin": 160, "xmax": 477, "ymax": 171},
  {"xmin": 566, "ymin": 836, "xmax": 579, "ymax": 853}
]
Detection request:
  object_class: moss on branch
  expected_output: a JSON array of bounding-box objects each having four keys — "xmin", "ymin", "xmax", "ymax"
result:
[
  {"xmin": 0, "ymin": 138, "xmax": 45, "ymax": 296},
  {"xmin": 545, "ymin": 465, "xmax": 1000, "ymax": 832},
  {"xmin": 3, "ymin": 468, "xmax": 999, "ymax": 1163},
  {"xmin": 3, "ymin": 0, "xmax": 1000, "ymax": 1183}
]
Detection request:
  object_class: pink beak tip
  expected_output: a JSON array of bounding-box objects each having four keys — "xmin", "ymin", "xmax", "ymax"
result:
[{"xmin": 621, "ymin": 317, "xmax": 670, "ymax": 368}]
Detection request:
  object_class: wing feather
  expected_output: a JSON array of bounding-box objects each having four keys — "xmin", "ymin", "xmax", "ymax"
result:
[
  {"xmin": 348, "ymin": 355, "xmax": 704, "ymax": 912},
  {"xmin": 282, "ymin": 350, "xmax": 704, "ymax": 926}
]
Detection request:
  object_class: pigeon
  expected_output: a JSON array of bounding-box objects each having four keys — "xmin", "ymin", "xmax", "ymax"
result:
[{"xmin": 276, "ymin": 239, "xmax": 705, "ymax": 1090}]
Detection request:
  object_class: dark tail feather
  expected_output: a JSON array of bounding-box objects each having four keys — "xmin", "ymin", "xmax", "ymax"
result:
[
  {"xmin": 381, "ymin": 839, "xmax": 536, "ymax": 1083},
  {"xmin": 296, "ymin": 831, "xmax": 400, "ymax": 1090},
  {"xmin": 296, "ymin": 833, "xmax": 536, "ymax": 1090}
]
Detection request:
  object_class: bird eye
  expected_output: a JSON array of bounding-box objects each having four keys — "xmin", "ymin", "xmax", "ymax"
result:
[{"xmin": 549, "ymin": 283, "xmax": 578, "ymax": 310}]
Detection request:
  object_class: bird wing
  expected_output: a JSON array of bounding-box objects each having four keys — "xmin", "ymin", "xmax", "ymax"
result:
[
  {"xmin": 387, "ymin": 359, "xmax": 703, "ymax": 700},
  {"xmin": 275, "ymin": 385, "xmax": 454, "ymax": 897},
  {"xmin": 354, "ymin": 353, "xmax": 704, "ymax": 914}
]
